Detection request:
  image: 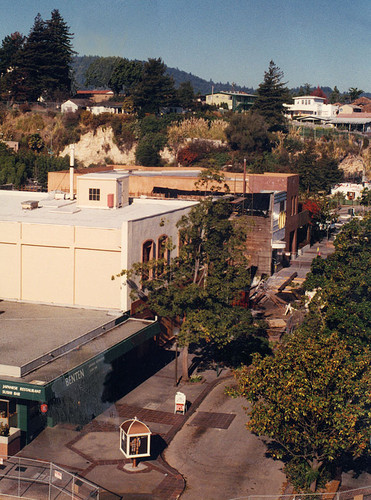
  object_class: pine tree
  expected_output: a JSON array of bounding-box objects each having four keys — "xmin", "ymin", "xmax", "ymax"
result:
[
  {"xmin": 21, "ymin": 13, "xmax": 49, "ymax": 101},
  {"xmin": 132, "ymin": 58, "xmax": 176, "ymax": 115},
  {"xmin": 14, "ymin": 10, "xmax": 75, "ymax": 101},
  {"xmin": 0, "ymin": 32, "xmax": 27, "ymax": 101},
  {"xmin": 253, "ymin": 60, "xmax": 290, "ymax": 133},
  {"xmin": 44, "ymin": 9, "xmax": 75, "ymax": 99}
]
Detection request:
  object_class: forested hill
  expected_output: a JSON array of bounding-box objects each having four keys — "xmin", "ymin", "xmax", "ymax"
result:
[
  {"xmin": 72, "ymin": 56, "xmax": 371, "ymax": 98},
  {"xmin": 72, "ymin": 55, "xmax": 255, "ymax": 95}
]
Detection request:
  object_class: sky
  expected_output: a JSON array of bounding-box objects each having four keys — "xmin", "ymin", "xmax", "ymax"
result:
[{"xmin": 0, "ymin": 0, "xmax": 370, "ymax": 92}]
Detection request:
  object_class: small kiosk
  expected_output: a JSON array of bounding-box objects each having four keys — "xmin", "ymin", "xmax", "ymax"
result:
[{"xmin": 120, "ymin": 417, "xmax": 151, "ymax": 469}]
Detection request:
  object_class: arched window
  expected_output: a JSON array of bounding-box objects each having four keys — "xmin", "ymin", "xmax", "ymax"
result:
[
  {"xmin": 157, "ymin": 235, "xmax": 169, "ymax": 275},
  {"xmin": 142, "ymin": 240, "xmax": 155, "ymax": 280},
  {"xmin": 158, "ymin": 235, "xmax": 169, "ymax": 262}
]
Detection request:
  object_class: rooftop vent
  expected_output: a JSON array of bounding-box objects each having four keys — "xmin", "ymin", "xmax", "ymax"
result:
[{"xmin": 21, "ymin": 200, "xmax": 39, "ymax": 210}]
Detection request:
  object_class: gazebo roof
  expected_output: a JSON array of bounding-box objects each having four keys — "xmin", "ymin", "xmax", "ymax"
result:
[{"xmin": 120, "ymin": 417, "xmax": 151, "ymax": 435}]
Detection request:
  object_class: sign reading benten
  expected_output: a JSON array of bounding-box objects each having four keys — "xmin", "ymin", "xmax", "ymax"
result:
[{"xmin": 64, "ymin": 368, "xmax": 85, "ymax": 387}]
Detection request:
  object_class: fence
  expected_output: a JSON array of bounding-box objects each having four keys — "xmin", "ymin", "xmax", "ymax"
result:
[
  {"xmin": 0, "ymin": 456, "xmax": 121, "ymax": 499},
  {"xmin": 228, "ymin": 488, "xmax": 371, "ymax": 500}
]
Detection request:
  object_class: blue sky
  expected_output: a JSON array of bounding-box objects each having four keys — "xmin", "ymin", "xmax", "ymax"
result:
[{"xmin": 1, "ymin": 0, "xmax": 370, "ymax": 92}]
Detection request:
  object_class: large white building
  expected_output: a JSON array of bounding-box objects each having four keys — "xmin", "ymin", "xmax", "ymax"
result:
[
  {"xmin": 0, "ymin": 172, "xmax": 197, "ymax": 311},
  {"xmin": 284, "ymin": 96, "xmax": 338, "ymax": 121}
]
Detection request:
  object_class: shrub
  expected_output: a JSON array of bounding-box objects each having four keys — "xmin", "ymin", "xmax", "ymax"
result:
[
  {"xmin": 62, "ymin": 111, "xmax": 81, "ymax": 130},
  {"xmin": 135, "ymin": 138, "xmax": 162, "ymax": 166},
  {"xmin": 177, "ymin": 139, "xmax": 229, "ymax": 167},
  {"xmin": 177, "ymin": 147, "xmax": 199, "ymax": 166},
  {"xmin": 111, "ymin": 115, "xmax": 136, "ymax": 151}
]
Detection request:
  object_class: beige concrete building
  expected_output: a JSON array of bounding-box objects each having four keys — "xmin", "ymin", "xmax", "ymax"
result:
[{"xmin": 0, "ymin": 173, "xmax": 197, "ymax": 311}]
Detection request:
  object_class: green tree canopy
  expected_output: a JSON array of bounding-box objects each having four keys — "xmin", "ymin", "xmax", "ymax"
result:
[
  {"xmin": 85, "ymin": 56, "xmax": 123, "ymax": 89},
  {"xmin": 43, "ymin": 9, "xmax": 76, "ymax": 98},
  {"xmin": 0, "ymin": 10, "xmax": 75, "ymax": 101},
  {"xmin": 329, "ymin": 85, "xmax": 341, "ymax": 104},
  {"xmin": 232, "ymin": 328, "xmax": 370, "ymax": 491},
  {"xmin": 176, "ymin": 81, "xmax": 195, "ymax": 109},
  {"xmin": 295, "ymin": 142, "xmax": 343, "ymax": 194},
  {"xmin": 119, "ymin": 199, "xmax": 257, "ymax": 377},
  {"xmin": 109, "ymin": 58, "xmax": 143, "ymax": 95},
  {"xmin": 348, "ymin": 87, "xmax": 363, "ymax": 102},
  {"xmin": 252, "ymin": 60, "xmax": 291, "ymax": 132},
  {"xmin": 225, "ymin": 112, "xmax": 271, "ymax": 158},
  {"xmin": 304, "ymin": 214, "xmax": 371, "ymax": 347},
  {"xmin": 132, "ymin": 58, "xmax": 176, "ymax": 115},
  {"xmin": 0, "ymin": 32, "xmax": 27, "ymax": 100}
]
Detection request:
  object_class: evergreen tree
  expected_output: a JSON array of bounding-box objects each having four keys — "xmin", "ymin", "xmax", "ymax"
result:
[
  {"xmin": 8, "ymin": 10, "xmax": 75, "ymax": 101},
  {"xmin": 109, "ymin": 58, "xmax": 143, "ymax": 95},
  {"xmin": 253, "ymin": 60, "xmax": 290, "ymax": 133},
  {"xmin": 176, "ymin": 81, "xmax": 195, "ymax": 109},
  {"xmin": 21, "ymin": 13, "xmax": 49, "ymax": 101},
  {"xmin": 132, "ymin": 58, "xmax": 176, "ymax": 114},
  {"xmin": 329, "ymin": 85, "xmax": 341, "ymax": 104},
  {"xmin": 44, "ymin": 9, "xmax": 75, "ymax": 99},
  {"xmin": 0, "ymin": 32, "xmax": 27, "ymax": 100}
]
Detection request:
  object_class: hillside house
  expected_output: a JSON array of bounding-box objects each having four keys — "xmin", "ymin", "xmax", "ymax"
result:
[
  {"xmin": 284, "ymin": 96, "xmax": 338, "ymax": 121},
  {"xmin": 205, "ymin": 91, "xmax": 256, "ymax": 112}
]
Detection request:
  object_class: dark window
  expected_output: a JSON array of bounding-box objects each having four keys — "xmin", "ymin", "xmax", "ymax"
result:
[{"xmin": 89, "ymin": 188, "xmax": 100, "ymax": 201}]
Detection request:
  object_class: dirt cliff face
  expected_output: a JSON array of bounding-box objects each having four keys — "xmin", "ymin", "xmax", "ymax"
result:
[
  {"xmin": 60, "ymin": 127, "xmax": 136, "ymax": 167},
  {"xmin": 59, "ymin": 126, "xmax": 176, "ymax": 167},
  {"xmin": 339, "ymin": 153, "xmax": 370, "ymax": 179}
]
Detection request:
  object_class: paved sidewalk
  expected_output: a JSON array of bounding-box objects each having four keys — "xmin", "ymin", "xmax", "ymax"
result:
[
  {"xmin": 17, "ymin": 361, "xmax": 226, "ymax": 499},
  {"xmin": 13, "ymin": 233, "xmax": 338, "ymax": 499}
]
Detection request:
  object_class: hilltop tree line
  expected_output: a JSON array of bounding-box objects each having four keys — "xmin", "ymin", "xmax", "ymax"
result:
[{"xmin": 0, "ymin": 9, "xmax": 367, "ymax": 105}]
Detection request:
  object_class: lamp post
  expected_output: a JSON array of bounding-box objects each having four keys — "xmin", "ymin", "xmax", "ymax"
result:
[{"xmin": 173, "ymin": 328, "xmax": 180, "ymax": 386}]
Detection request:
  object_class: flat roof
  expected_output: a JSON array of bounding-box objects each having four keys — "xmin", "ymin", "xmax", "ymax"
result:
[
  {"xmin": 78, "ymin": 172, "xmax": 128, "ymax": 180},
  {"xmin": 0, "ymin": 301, "xmax": 119, "ymax": 369},
  {"xmin": 0, "ymin": 191, "xmax": 198, "ymax": 229},
  {"xmin": 330, "ymin": 116, "xmax": 371, "ymax": 124},
  {"xmin": 0, "ymin": 301, "xmax": 156, "ymax": 386}
]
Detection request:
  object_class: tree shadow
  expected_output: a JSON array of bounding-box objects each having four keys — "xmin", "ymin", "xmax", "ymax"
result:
[
  {"xmin": 191, "ymin": 331, "xmax": 272, "ymax": 372},
  {"xmin": 149, "ymin": 434, "xmax": 168, "ymax": 460}
]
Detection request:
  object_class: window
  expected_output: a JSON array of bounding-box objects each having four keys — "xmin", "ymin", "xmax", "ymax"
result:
[
  {"xmin": 157, "ymin": 235, "xmax": 170, "ymax": 275},
  {"xmin": 142, "ymin": 240, "xmax": 155, "ymax": 280},
  {"xmin": 89, "ymin": 188, "xmax": 100, "ymax": 201}
]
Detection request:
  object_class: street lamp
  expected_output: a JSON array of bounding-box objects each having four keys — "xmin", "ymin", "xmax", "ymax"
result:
[{"xmin": 173, "ymin": 327, "xmax": 180, "ymax": 386}]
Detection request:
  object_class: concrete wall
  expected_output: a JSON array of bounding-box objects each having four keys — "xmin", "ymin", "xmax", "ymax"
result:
[
  {"xmin": 120, "ymin": 203, "xmax": 195, "ymax": 311},
  {"xmin": 77, "ymin": 175, "xmax": 129, "ymax": 209},
  {"xmin": 0, "ymin": 221, "xmax": 121, "ymax": 309}
]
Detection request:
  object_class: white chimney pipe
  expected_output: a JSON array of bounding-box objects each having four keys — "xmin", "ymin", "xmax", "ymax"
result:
[{"xmin": 69, "ymin": 144, "xmax": 75, "ymax": 199}]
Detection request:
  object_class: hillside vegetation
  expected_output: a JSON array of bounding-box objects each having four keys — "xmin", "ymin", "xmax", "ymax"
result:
[{"xmin": 0, "ymin": 105, "xmax": 369, "ymax": 190}]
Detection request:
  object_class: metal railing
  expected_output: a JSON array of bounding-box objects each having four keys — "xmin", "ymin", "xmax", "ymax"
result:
[{"xmin": 0, "ymin": 455, "xmax": 121, "ymax": 499}]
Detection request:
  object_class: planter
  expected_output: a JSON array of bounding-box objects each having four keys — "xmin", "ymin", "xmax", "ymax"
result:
[{"xmin": 0, "ymin": 428, "xmax": 21, "ymax": 457}]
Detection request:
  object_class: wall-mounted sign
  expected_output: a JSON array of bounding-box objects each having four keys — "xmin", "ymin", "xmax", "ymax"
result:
[
  {"xmin": 40, "ymin": 403, "xmax": 48, "ymax": 414},
  {"xmin": 0, "ymin": 382, "xmax": 45, "ymax": 401}
]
